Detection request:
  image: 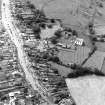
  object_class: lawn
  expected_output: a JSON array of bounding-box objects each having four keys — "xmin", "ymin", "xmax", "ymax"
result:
[{"xmin": 29, "ymin": 0, "xmax": 105, "ymax": 27}]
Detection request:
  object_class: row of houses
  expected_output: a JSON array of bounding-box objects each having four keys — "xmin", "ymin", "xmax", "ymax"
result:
[
  {"xmin": 0, "ymin": 19, "xmax": 31, "ymax": 105},
  {"xmin": 30, "ymin": 62, "xmax": 70, "ymax": 104},
  {"xmin": 9, "ymin": 0, "xmax": 74, "ymax": 104}
]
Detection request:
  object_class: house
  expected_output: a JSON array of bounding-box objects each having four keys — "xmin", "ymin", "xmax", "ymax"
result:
[
  {"xmin": 75, "ymin": 38, "xmax": 84, "ymax": 46},
  {"xmin": 9, "ymin": 91, "xmax": 21, "ymax": 97},
  {"xmin": 12, "ymin": 71, "xmax": 23, "ymax": 77}
]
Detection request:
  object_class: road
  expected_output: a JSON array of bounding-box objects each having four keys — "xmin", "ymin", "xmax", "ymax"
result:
[{"xmin": 1, "ymin": 0, "xmax": 54, "ymax": 104}]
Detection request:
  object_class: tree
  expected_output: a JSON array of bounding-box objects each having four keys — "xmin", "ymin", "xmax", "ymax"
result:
[
  {"xmin": 50, "ymin": 19, "xmax": 56, "ymax": 23},
  {"xmin": 92, "ymin": 37, "xmax": 97, "ymax": 41},
  {"xmin": 40, "ymin": 23, "xmax": 46, "ymax": 29},
  {"xmin": 100, "ymin": 38, "xmax": 104, "ymax": 42},
  {"xmin": 1, "ymin": 27, "xmax": 6, "ymax": 33},
  {"xmin": 63, "ymin": 27, "xmax": 72, "ymax": 32},
  {"xmin": 88, "ymin": 45, "xmax": 97, "ymax": 57},
  {"xmin": 94, "ymin": 68, "xmax": 105, "ymax": 76},
  {"xmin": 50, "ymin": 37, "xmax": 58, "ymax": 44},
  {"xmin": 88, "ymin": 22, "xmax": 95, "ymax": 35},
  {"xmin": 0, "ymin": 96, "xmax": 8, "ymax": 101},
  {"xmin": 0, "ymin": 56, "xmax": 4, "ymax": 61},
  {"xmin": 70, "ymin": 63, "xmax": 77, "ymax": 69},
  {"xmin": 54, "ymin": 30, "xmax": 62, "ymax": 38},
  {"xmin": 33, "ymin": 25, "xmax": 41, "ymax": 33},
  {"xmin": 26, "ymin": 1, "xmax": 36, "ymax": 9},
  {"xmin": 32, "ymin": 25, "xmax": 41, "ymax": 39},
  {"xmin": 72, "ymin": 30, "xmax": 78, "ymax": 36},
  {"xmin": 48, "ymin": 56, "xmax": 61, "ymax": 64},
  {"xmin": 29, "ymin": 4, "xmax": 35, "ymax": 9},
  {"xmin": 34, "ymin": 34, "xmax": 41, "ymax": 39},
  {"xmin": 16, "ymin": 14, "xmax": 23, "ymax": 21},
  {"xmin": 33, "ymin": 9, "xmax": 46, "ymax": 23}
]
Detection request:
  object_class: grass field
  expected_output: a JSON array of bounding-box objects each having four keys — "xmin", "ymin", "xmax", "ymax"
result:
[
  {"xmin": 29, "ymin": 0, "xmax": 105, "ymax": 28},
  {"xmin": 50, "ymin": 62, "xmax": 73, "ymax": 77},
  {"xmin": 29, "ymin": 0, "xmax": 89, "ymax": 28},
  {"xmin": 83, "ymin": 50, "xmax": 105, "ymax": 70},
  {"xmin": 58, "ymin": 46, "xmax": 90, "ymax": 65}
]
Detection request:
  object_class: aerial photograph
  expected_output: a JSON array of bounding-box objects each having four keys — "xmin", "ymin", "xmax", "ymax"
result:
[{"xmin": 1, "ymin": 0, "xmax": 105, "ymax": 105}]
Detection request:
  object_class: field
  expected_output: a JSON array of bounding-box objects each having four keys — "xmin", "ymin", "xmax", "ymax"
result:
[
  {"xmin": 58, "ymin": 46, "xmax": 90, "ymax": 65},
  {"xmin": 29, "ymin": 0, "xmax": 105, "ymax": 28},
  {"xmin": 29, "ymin": 0, "xmax": 105, "ymax": 52},
  {"xmin": 83, "ymin": 50, "xmax": 105, "ymax": 70},
  {"xmin": 50, "ymin": 62, "xmax": 73, "ymax": 77},
  {"xmin": 66, "ymin": 76, "xmax": 105, "ymax": 105}
]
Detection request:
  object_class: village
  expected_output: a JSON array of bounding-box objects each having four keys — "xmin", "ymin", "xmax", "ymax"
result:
[
  {"xmin": 1, "ymin": 0, "xmax": 105, "ymax": 105},
  {"xmin": 0, "ymin": 3, "xmax": 47, "ymax": 105}
]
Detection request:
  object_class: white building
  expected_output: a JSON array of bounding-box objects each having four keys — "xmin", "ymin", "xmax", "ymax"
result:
[{"xmin": 75, "ymin": 38, "xmax": 84, "ymax": 46}]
